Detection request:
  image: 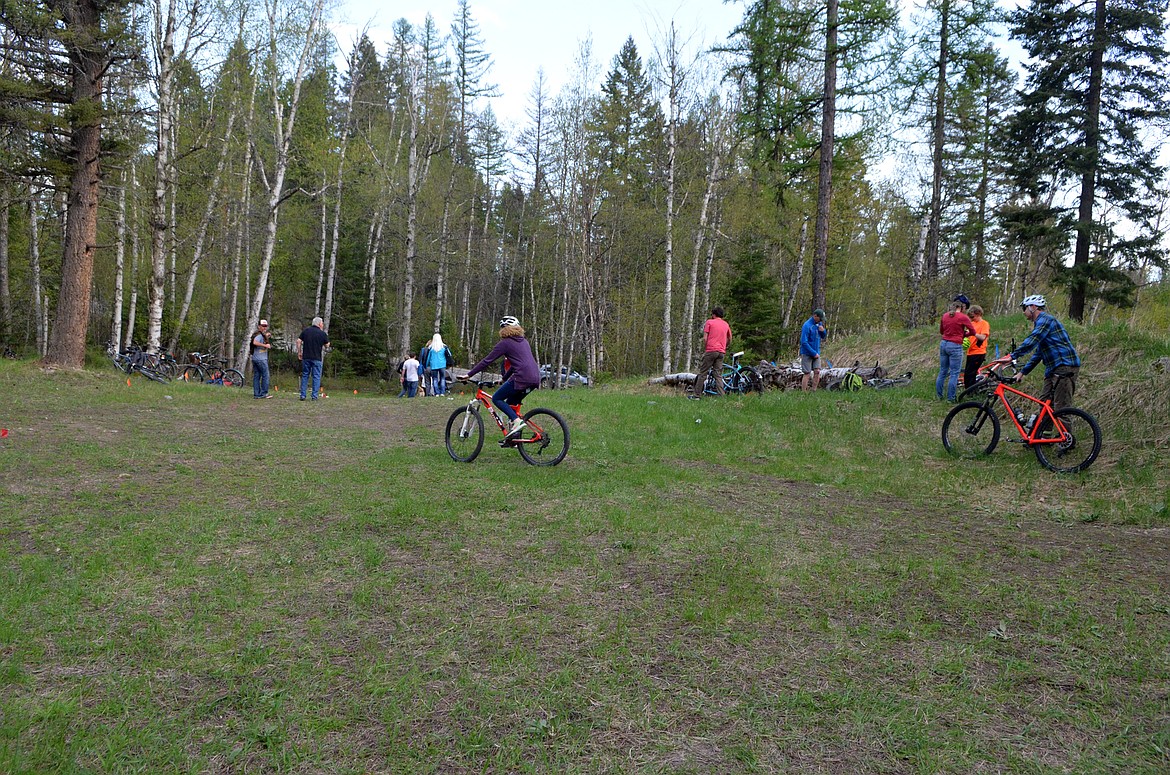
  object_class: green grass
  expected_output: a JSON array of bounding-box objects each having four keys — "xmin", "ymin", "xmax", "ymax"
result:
[{"xmin": 0, "ymin": 344, "xmax": 1167, "ymax": 773}]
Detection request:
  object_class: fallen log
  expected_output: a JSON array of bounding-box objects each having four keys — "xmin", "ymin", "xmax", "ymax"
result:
[{"xmin": 647, "ymin": 372, "xmax": 698, "ymax": 387}]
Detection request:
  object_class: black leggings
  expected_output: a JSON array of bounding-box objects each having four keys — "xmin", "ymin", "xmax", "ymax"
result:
[{"xmin": 963, "ymin": 353, "xmax": 985, "ymax": 390}]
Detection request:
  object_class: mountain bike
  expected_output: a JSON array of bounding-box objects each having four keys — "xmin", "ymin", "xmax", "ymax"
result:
[
  {"xmin": 445, "ymin": 379, "xmax": 570, "ymax": 466},
  {"xmin": 864, "ymin": 371, "xmax": 912, "ymax": 390},
  {"xmin": 941, "ymin": 361, "xmax": 1101, "ymax": 473},
  {"xmin": 179, "ymin": 352, "xmax": 245, "ymax": 387},
  {"xmin": 106, "ymin": 342, "xmax": 171, "ymax": 384},
  {"xmin": 703, "ymin": 351, "xmax": 762, "ymax": 395}
]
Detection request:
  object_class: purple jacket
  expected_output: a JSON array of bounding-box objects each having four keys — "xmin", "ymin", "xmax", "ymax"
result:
[{"xmin": 466, "ymin": 336, "xmax": 541, "ymax": 389}]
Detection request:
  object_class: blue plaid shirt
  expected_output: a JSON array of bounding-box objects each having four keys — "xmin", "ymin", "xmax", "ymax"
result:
[{"xmin": 1013, "ymin": 311, "xmax": 1080, "ymax": 378}]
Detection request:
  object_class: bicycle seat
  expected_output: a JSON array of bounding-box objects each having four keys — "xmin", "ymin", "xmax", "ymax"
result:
[{"xmin": 731, "ymin": 351, "xmax": 745, "ymax": 359}]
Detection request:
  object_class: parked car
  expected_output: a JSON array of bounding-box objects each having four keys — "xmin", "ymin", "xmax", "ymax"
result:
[{"xmin": 540, "ymin": 364, "xmax": 590, "ymax": 387}]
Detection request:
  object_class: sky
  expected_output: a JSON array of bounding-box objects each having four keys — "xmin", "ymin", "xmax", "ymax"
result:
[{"xmin": 332, "ymin": 0, "xmax": 745, "ymax": 132}]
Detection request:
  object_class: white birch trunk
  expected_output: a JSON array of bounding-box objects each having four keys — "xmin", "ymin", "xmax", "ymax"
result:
[
  {"xmin": 112, "ymin": 169, "xmax": 127, "ymax": 350},
  {"xmin": 29, "ymin": 196, "xmax": 46, "ymax": 356}
]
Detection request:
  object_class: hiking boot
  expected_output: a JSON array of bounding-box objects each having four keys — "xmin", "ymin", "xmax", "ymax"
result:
[{"xmin": 503, "ymin": 418, "xmax": 527, "ymax": 440}]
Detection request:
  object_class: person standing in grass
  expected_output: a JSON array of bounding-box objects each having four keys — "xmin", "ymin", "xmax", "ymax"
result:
[
  {"xmin": 296, "ymin": 316, "xmax": 330, "ymax": 401},
  {"xmin": 401, "ymin": 353, "xmax": 421, "ymax": 398},
  {"xmin": 461, "ymin": 316, "xmax": 541, "ymax": 441},
  {"xmin": 251, "ymin": 319, "xmax": 274, "ymax": 399},
  {"xmin": 936, "ymin": 296, "xmax": 975, "ymax": 402},
  {"xmin": 690, "ymin": 306, "xmax": 732, "ymax": 399},
  {"xmin": 963, "ymin": 304, "xmax": 990, "ymax": 392},
  {"xmin": 1011, "ymin": 294, "xmax": 1081, "ymax": 411},
  {"xmin": 800, "ymin": 309, "xmax": 828, "ymax": 392}
]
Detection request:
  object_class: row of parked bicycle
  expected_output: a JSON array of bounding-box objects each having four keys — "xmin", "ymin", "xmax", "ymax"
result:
[{"xmin": 106, "ymin": 343, "xmax": 246, "ymax": 387}]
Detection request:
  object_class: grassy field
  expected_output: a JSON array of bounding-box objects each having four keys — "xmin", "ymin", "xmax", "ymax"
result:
[{"xmin": 1, "ymin": 327, "xmax": 1168, "ymax": 773}]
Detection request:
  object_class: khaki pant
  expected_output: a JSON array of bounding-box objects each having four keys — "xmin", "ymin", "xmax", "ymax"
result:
[
  {"xmin": 1040, "ymin": 365, "xmax": 1079, "ymax": 411},
  {"xmin": 691, "ymin": 350, "xmax": 725, "ymax": 396}
]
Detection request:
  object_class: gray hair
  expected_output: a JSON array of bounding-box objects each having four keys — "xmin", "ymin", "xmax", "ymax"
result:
[{"xmin": 312, "ymin": 316, "xmax": 324, "ymax": 327}]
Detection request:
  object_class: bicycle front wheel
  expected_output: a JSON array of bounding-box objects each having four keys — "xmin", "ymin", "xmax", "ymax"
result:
[
  {"xmin": 1033, "ymin": 407, "xmax": 1101, "ymax": 474},
  {"xmin": 179, "ymin": 365, "xmax": 204, "ymax": 383},
  {"xmin": 222, "ymin": 368, "xmax": 245, "ymax": 388},
  {"xmin": 942, "ymin": 401, "xmax": 1000, "ymax": 458},
  {"xmin": 517, "ymin": 408, "xmax": 570, "ymax": 466},
  {"xmin": 445, "ymin": 407, "xmax": 484, "ymax": 462}
]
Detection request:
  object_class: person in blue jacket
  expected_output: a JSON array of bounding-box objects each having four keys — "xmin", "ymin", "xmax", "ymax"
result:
[
  {"xmin": 461, "ymin": 316, "xmax": 541, "ymax": 440},
  {"xmin": 421, "ymin": 333, "xmax": 453, "ymax": 396},
  {"xmin": 800, "ymin": 309, "xmax": 828, "ymax": 391}
]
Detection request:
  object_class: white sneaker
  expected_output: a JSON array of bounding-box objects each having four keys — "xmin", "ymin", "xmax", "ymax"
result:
[{"xmin": 503, "ymin": 418, "xmax": 527, "ymax": 440}]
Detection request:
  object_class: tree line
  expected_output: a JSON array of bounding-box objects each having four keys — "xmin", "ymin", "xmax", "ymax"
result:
[{"xmin": 1, "ymin": 0, "xmax": 1167, "ymax": 379}]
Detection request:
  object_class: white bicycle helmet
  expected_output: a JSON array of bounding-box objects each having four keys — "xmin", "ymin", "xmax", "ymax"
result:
[
  {"xmin": 499, "ymin": 315, "xmax": 520, "ymax": 328},
  {"xmin": 1020, "ymin": 294, "xmax": 1047, "ymax": 308}
]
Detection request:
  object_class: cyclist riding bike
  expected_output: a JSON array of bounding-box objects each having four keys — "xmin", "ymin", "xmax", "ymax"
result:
[
  {"xmin": 461, "ymin": 316, "xmax": 541, "ymax": 441},
  {"xmin": 1010, "ymin": 294, "xmax": 1081, "ymax": 412}
]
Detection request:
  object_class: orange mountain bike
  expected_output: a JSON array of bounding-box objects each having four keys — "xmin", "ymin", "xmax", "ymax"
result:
[
  {"xmin": 941, "ymin": 358, "xmax": 1101, "ymax": 473},
  {"xmin": 445, "ymin": 379, "xmax": 570, "ymax": 466}
]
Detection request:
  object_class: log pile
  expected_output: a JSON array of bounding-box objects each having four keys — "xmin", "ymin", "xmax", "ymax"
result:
[{"xmin": 647, "ymin": 361, "xmax": 889, "ymax": 391}]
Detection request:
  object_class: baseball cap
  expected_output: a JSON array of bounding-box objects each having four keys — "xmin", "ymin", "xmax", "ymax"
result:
[{"xmin": 259, "ymin": 319, "xmax": 269, "ymax": 326}]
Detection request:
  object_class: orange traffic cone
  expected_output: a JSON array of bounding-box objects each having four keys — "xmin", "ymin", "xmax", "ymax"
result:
[{"xmin": 127, "ymin": 377, "xmax": 132, "ymax": 387}]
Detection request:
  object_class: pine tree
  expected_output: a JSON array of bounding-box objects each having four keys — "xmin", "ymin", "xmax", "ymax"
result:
[{"xmin": 1008, "ymin": 0, "xmax": 1170, "ymax": 319}]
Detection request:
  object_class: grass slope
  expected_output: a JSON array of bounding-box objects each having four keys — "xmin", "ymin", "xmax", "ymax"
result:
[{"xmin": 1, "ymin": 328, "xmax": 1167, "ymax": 773}]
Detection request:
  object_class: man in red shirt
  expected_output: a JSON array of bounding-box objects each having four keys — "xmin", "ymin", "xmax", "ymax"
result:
[{"xmin": 690, "ymin": 307, "xmax": 732, "ymax": 399}]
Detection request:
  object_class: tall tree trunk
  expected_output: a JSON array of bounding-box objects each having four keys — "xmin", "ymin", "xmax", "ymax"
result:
[
  {"xmin": 0, "ymin": 193, "xmax": 10, "ymax": 340},
  {"xmin": 1068, "ymin": 0, "xmax": 1106, "ymax": 322},
  {"xmin": 30, "ymin": 197, "xmax": 46, "ymax": 356},
  {"xmin": 112, "ymin": 169, "xmax": 127, "ymax": 350},
  {"xmin": 324, "ymin": 49, "xmax": 358, "ymax": 332},
  {"xmin": 145, "ymin": 0, "xmax": 178, "ymax": 355},
  {"xmin": 400, "ymin": 120, "xmax": 423, "ymax": 355},
  {"xmin": 125, "ymin": 163, "xmax": 140, "ymax": 348},
  {"xmin": 924, "ymin": 0, "xmax": 949, "ymax": 313},
  {"xmin": 314, "ymin": 173, "xmax": 327, "ymax": 313},
  {"xmin": 44, "ymin": 0, "xmax": 105, "ymax": 368},
  {"xmin": 811, "ymin": 0, "xmax": 839, "ymax": 315}
]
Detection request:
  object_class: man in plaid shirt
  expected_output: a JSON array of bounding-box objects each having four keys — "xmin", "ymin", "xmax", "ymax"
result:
[{"xmin": 1011, "ymin": 294, "xmax": 1081, "ymax": 411}]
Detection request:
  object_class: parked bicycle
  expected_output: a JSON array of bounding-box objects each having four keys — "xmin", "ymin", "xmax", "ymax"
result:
[
  {"xmin": 864, "ymin": 371, "xmax": 912, "ymax": 390},
  {"xmin": 941, "ymin": 359, "xmax": 1101, "ymax": 473},
  {"xmin": 445, "ymin": 378, "xmax": 570, "ymax": 466},
  {"xmin": 702, "ymin": 351, "xmax": 763, "ymax": 396},
  {"xmin": 179, "ymin": 352, "xmax": 245, "ymax": 387},
  {"xmin": 105, "ymin": 342, "xmax": 171, "ymax": 384}
]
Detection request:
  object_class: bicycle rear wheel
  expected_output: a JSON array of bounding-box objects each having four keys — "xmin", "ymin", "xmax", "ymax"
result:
[
  {"xmin": 516, "ymin": 408, "xmax": 570, "ymax": 466},
  {"xmin": 222, "ymin": 368, "xmax": 245, "ymax": 388},
  {"xmin": 1033, "ymin": 407, "xmax": 1101, "ymax": 473},
  {"xmin": 445, "ymin": 407, "xmax": 484, "ymax": 462},
  {"xmin": 741, "ymin": 367, "xmax": 763, "ymax": 393},
  {"xmin": 942, "ymin": 401, "xmax": 1000, "ymax": 458}
]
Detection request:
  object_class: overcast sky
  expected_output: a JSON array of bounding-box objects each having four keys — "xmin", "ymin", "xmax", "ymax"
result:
[{"xmin": 332, "ymin": 0, "xmax": 744, "ymax": 131}]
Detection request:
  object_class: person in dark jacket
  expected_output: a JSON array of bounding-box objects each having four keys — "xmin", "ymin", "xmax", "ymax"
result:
[{"xmin": 461, "ymin": 316, "xmax": 540, "ymax": 440}]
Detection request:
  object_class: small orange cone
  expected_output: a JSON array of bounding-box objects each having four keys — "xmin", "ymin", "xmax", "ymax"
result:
[
  {"xmin": 353, "ymin": 389, "xmax": 358, "ymax": 395},
  {"xmin": 127, "ymin": 377, "xmax": 132, "ymax": 387},
  {"xmin": 275, "ymin": 385, "xmax": 279, "ymax": 391}
]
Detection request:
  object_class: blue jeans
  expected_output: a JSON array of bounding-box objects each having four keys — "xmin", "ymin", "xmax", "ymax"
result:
[
  {"xmin": 492, "ymin": 379, "xmax": 533, "ymax": 422},
  {"xmin": 406, "ymin": 380, "xmax": 418, "ymax": 398},
  {"xmin": 936, "ymin": 340, "xmax": 964, "ymax": 401},
  {"xmin": 429, "ymin": 369, "xmax": 447, "ymax": 396},
  {"xmin": 252, "ymin": 359, "xmax": 270, "ymax": 397},
  {"xmin": 300, "ymin": 359, "xmax": 323, "ymax": 399}
]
